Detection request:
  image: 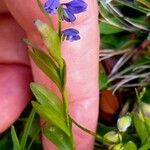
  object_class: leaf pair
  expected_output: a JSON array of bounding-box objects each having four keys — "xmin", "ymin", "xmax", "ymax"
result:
[{"xmin": 31, "ymin": 83, "xmax": 74, "ymax": 150}]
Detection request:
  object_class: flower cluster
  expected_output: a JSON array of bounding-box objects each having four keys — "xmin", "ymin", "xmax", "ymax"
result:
[{"xmin": 44, "ymin": 0, "xmax": 87, "ymax": 42}]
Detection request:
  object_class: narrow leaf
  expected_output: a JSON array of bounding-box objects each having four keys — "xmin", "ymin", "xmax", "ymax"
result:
[
  {"xmin": 139, "ymin": 142, "xmax": 150, "ymax": 150},
  {"xmin": 34, "ymin": 20, "xmax": 63, "ymax": 68},
  {"xmin": 32, "ymin": 101, "xmax": 70, "ymax": 136},
  {"xmin": 100, "ymin": 20, "xmax": 123, "ymax": 34},
  {"xmin": 24, "ymin": 39, "xmax": 58, "ymax": 70},
  {"xmin": 20, "ymin": 109, "xmax": 36, "ymax": 150},
  {"xmin": 99, "ymin": 65, "xmax": 110, "ymax": 90},
  {"xmin": 30, "ymin": 83, "xmax": 64, "ymax": 114},
  {"xmin": 11, "ymin": 126, "xmax": 21, "ymax": 150},
  {"xmin": 29, "ymin": 49, "xmax": 62, "ymax": 90},
  {"xmin": 133, "ymin": 113, "xmax": 149, "ymax": 144}
]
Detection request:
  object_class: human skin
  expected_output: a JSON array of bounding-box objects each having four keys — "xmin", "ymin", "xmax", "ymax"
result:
[{"xmin": 0, "ymin": 0, "xmax": 99, "ymax": 149}]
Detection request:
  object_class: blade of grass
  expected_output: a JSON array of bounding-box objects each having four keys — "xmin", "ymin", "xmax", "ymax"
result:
[
  {"xmin": 27, "ymin": 126, "xmax": 41, "ymax": 150},
  {"xmin": 11, "ymin": 126, "xmax": 21, "ymax": 150},
  {"xmin": 20, "ymin": 109, "xmax": 36, "ymax": 150}
]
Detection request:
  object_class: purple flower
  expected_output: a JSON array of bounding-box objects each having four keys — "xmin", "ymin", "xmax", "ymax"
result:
[
  {"xmin": 44, "ymin": 0, "xmax": 87, "ymax": 23},
  {"xmin": 61, "ymin": 0, "xmax": 87, "ymax": 22},
  {"xmin": 62, "ymin": 28, "xmax": 80, "ymax": 42},
  {"xmin": 44, "ymin": 0, "xmax": 60, "ymax": 14},
  {"xmin": 63, "ymin": 0, "xmax": 87, "ymax": 14},
  {"xmin": 62, "ymin": 8, "xmax": 76, "ymax": 22}
]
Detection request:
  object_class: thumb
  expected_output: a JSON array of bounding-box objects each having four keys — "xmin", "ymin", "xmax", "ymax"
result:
[{"xmin": 4, "ymin": 0, "xmax": 100, "ymax": 149}]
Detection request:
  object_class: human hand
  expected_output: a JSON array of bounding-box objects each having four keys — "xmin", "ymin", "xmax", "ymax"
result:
[{"xmin": 0, "ymin": 0, "xmax": 99, "ymax": 149}]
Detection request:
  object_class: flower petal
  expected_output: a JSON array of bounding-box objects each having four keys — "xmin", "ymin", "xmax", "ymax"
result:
[
  {"xmin": 62, "ymin": 8, "xmax": 76, "ymax": 22},
  {"xmin": 64, "ymin": 0, "xmax": 87, "ymax": 14},
  {"xmin": 62, "ymin": 28, "xmax": 80, "ymax": 42},
  {"xmin": 44, "ymin": 0, "xmax": 60, "ymax": 14}
]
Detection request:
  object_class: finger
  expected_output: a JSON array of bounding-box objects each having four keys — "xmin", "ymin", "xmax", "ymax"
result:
[
  {"xmin": 4, "ymin": 0, "xmax": 99, "ymax": 149},
  {"xmin": 0, "ymin": 1, "xmax": 8, "ymax": 13},
  {"xmin": 0, "ymin": 13, "xmax": 32, "ymax": 132}
]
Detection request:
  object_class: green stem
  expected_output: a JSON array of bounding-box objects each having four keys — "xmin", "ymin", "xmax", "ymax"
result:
[
  {"xmin": 69, "ymin": 115, "xmax": 104, "ymax": 143},
  {"xmin": 58, "ymin": 7, "xmax": 62, "ymax": 37},
  {"xmin": 62, "ymin": 89, "xmax": 70, "ymax": 127},
  {"xmin": 11, "ymin": 126, "xmax": 21, "ymax": 150},
  {"xmin": 57, "ymin": 4, "xmax": 73, "ymax": 144}
]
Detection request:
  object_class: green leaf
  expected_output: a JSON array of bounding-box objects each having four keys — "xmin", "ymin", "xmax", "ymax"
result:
[
  {"xmin": 99, "ymin": 65, "xmax": 110, "ymax": 90},
  {"xmin": 34, "ymin": 20, "xmax": 63, "ymax": 68},
  {"xmin": 11, "ymin": 126, "xmax": 21, "ymax": 150},
  {"xmin": 31, "ymin": 83, "xmax": 70, "ymax": 135},
  {"xmin": 133, "ymin": 113, "xmax": 149, "ymax": 144},
  {"xmin": 20, "ymin": 109, "xmax": 36, "ymax": 150},
  {"xmin": 100, "ymin": 20, "xmax": 123, "ymax": 34},
  {"xmin": 139, "ymin": 142, "xmax": 150, "ymax": 150},
  {"xmin": 101, "ymin": 34, "xmax": 123, "ymax": 49},
  {"xmin": 30, "ymin": 83, "xmax": 64, "ymax": 115},
  {"xmin": 24, "ymin": 39, "xmax": 58, "ymax": 70},
  {"xmin": 32, "ymin": 101, "xmax": 70, "ymax": 136},
  {"xmin": 123, "ymin": 141, "xmax": 137, "ymax": 150},
  {"xmin": 44, "ymin": 125, "xmax": 74, "ymax": 150},
  {"xmin": 29, "ymin": 48, "xmax": 62, "ymax": 90}
]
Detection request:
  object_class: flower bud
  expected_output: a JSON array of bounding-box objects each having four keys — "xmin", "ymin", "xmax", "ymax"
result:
[
  {"xmin": 117, "ymin": 115, "xmax": 132, "ymax": 132},
  {"xmin": 104, "ymin": 131, "xmax": 122, "ymax": 143}
]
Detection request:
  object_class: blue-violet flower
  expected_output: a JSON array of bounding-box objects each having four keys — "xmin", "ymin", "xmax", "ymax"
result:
[
  {"xmin": 62, "ymin": 28, "xmax": 80, "ymax": 42},
  {"xmin": 44, "ymin": 0, "xmax": 87, "ymax": 22},
  {"xmin": 61, "ymin": 0, "xmax": 87, "ymax": 22},
  {"xmin": 44, "ymin": 0, "xmax": 60, "ymax": 14}
]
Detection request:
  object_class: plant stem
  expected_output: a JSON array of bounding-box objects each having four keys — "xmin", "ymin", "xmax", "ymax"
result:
[
  {"xmin": 57, "ymin": 10, "xmax": 70, "ymax": 128},
  {"xmin": 58, "ymin": 7, "xmax": 62, "ymax": 37},
  {"xmin": 11, "ymin": 126, "xmax": 21, "ymax": 150},
  {"xmin": 69, "ymin": 115, "xmax": 104, "ymax": 143},
  {"xmin": 62, "ymin": 88, "xmax": 70, "ymax": 126}
]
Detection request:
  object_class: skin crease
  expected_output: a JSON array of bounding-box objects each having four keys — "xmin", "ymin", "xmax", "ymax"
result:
[{"xmin": 1, "ymin": 0, "xmax": 100, "ymax": 149}]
